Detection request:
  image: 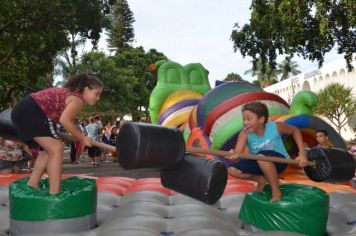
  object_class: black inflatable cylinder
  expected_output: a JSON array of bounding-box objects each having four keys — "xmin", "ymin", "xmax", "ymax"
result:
[
  {"xmin": 305, "ymin": 147, "xmax": 355, "ymax": 182},
  {"xmin": 161, "ymin": 154, "xmax": 228, "ymax": 205},
  {"xmin": 0, "ymin": 109, "xmax": 20, "ymax": 140},
  {"xmin": 117, "ymin": 122, "xmax": 186, "ymax": 170}
]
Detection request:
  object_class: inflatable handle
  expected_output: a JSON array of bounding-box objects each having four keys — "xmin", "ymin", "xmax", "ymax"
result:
[
  {"xmin": 60, "ymin": 133, "xmax": 116, "ymax": 152},
  {"xmin": 186, "ymin": 146, "xmax": 316, "ymax": 167}
]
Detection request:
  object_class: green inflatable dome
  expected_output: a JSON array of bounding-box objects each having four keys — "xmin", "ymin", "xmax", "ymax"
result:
[
  {"xmin": 239, "ymin": 184, "xmax": 329, "ymax": 236},
  {"xmin": 9, "ymin": 176, "xmax": 97, "ymax": 235}
]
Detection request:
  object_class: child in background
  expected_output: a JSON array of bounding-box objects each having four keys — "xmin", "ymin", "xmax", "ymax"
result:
[
  {"xmin": 86, "ymin": 116, "xmax": 102, "ymax": 167},
  {"xmin": 11, "ymin": 73, "xmax": 103, "ymax": 194},
  {"xmin": 226, "ymin": 102, "xmax": 308, "ymax": 201},
  {"xmin": 315, "ymin": 130, "xmax": 332, "ymax": 148}
]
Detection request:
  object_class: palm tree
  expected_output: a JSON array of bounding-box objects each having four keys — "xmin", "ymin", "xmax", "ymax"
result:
[
  {"xmin": 276, "ymin": 57, "xmax": 301, "ymax": 81},
  {"xmin": 244, "ymin": 57, "xmax": 278, "ymax": 88}
]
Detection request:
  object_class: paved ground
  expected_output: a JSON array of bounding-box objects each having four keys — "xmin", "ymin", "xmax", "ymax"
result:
[{"xmin": 62, "ymin": 149, "xmax": 160, "ymax": 179}]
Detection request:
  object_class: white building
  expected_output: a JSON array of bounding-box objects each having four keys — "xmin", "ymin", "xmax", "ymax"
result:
[{"xmin": 264, "ymin": 58, "xmax": 356, "ymax": 141}]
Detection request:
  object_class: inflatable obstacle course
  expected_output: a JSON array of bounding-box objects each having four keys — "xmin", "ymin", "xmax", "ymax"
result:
[
  {"xmin": 149, "ymin": 60, "xmax": 211, "ymax": 125},
  {"xmin": 9, "ymin": 176, "xmax": 97, "ymax": 235},
  {"xmin": 0, "ymin": 175, "xmax": 354, "ymax": 235},
  {"xmin": 240, "ymin": 184, "xmax": 329, "ymax": 236},
  {"xmin": 0, "ymin": 109, "xmax": 354, "ymax": 204}
]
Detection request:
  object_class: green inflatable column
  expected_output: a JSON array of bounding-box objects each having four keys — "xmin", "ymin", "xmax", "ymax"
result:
[
  {"xmin": 239, "ymin": 184, "xmax": 329, "ymax": 236},
  {"xmin": 9, "ymin": 176, "xmax": 97, "ymax": 235}
]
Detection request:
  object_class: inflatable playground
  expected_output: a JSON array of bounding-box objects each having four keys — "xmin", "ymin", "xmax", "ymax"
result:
[{"xmin": 0, "ymin": 60, "xmax": 355, "ymax": 235}]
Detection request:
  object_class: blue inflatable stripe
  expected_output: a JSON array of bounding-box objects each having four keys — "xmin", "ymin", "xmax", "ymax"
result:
[{"xmin": 283, "ymin": 115, "xmax": 309, "ymax": 129}]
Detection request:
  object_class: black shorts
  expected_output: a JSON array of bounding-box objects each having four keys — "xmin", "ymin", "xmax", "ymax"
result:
[
  {"xmin": 11, "ymin": 95, "xmax": 59, "ymax": 148},
  {"xmin": 221, "ymin": 150, "xmax": 287, "ymax": 175},
  {"xmin": 88, "ymin": 146, "xmax": 101, "ymax": 157},
  {"xmin": 0, "ymin": 160, "xmax": 25, "ymax": 170}
]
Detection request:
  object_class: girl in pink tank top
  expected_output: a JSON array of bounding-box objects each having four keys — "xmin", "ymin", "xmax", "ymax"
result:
[{"xmin": 11, "ymin": 73, "xmax": 103, "ymax": 194}]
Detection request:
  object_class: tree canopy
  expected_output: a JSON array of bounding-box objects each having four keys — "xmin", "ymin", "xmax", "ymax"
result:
[
  {"xmin": 223, "ymin": 73, "xmax": 244, "ymax": 82},
  {"xmin": 314, "ymin": 83, "xmax": 356, "ymax": 133},
  {"xmin": 0, "ymin": 0, "xmax": 114, "ymax": 110},
  {"xmin": 75, "ymin": 46, "xmax": 167, "ymax": 121},
  {"xmin": 231, "ymin": 0, "xmax": 356, "ymax": 74},
  {"xmin": 106, "ymin": 0, "xmax": 135, "ymax": 51}
]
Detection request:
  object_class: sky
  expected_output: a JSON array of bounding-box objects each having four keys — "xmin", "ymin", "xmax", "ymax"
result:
[{"xmin": 92, "ymin": 0, "xmax": 343, "ymax": 87}]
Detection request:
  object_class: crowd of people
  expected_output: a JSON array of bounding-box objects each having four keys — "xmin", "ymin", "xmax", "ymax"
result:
[
  {"xmin": 68, "ymin": 115, "xmax": 123, "ymax": 167},
  {"xmin": 0, "ymin": 115, "xmax": 124, "ymax": 174}
]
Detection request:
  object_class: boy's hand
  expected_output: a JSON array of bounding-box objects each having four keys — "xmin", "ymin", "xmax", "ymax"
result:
[
  {"xmin": 226, "ymin": 149, "xmax": 240, "ymax": 162},
  {"xmin": 296, "ymin": 154, "xmax": 308, "ymax": 167}
]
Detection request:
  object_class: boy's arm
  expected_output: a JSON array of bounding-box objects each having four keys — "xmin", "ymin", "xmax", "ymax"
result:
[
  {"xmin": 226, "ymin": 130, "xmax": 248, "ymax": 162},
  {"xmin": 277, "ymin": 122, "xmax": 308, "ymax": 167}
]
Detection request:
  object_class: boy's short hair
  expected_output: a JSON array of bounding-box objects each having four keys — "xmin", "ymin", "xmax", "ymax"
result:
[
  {"xmin": 242, "ymin": 101, "xmax": 269, "ymax": 124},
  {"xmin": 316, "ymin": 129, "xmax": 328, "ymax": 136},
  {"xmin": 89, "ymin": 116, "xmax": 95, "ymax": 123}
]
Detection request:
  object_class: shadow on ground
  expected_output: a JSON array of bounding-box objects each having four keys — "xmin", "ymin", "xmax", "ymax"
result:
[{"xmin": 62, "ymin": 155, "xmax": 160, "ymax": 178}]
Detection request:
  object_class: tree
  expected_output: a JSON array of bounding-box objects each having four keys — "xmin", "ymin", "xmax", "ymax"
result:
[
  {"xmin": 223, "ymin": 73, "xmax": 245, "ymax": 82},
  {"xmin": 0, "ymin": 0, "xmax": 114, "ymax": 110},
  {"xmin": 75, "ymin": 46, "xmax": 167, "ymax": 121},
  {"xmin": 314, "ymin": 83, "xmax": 356, "ymax": 133},
  {"xmin": 106, "ymin": 0, "xmax": 135, "ymax": 51},
  {"xmin": 231, "ymin": 0, "xmax": 356, "ymax": 74},
  {"xmin": 244, "ymin": 57, "xmax": 278, "ymax": 88},
  {"xmin": 276, "ymin": 58, "xmax": 301, "ymax": 81}
]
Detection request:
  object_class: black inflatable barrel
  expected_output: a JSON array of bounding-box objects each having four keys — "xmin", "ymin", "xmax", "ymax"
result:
[
  {"xmin": 304, "ymin": 147, "xmax": 355, "ymax": 182},
  {"xmin": 161, "ymin": 154, "xmax": 228, "ymax": 205},
  {"xmin": 117, "ymin": 122, "xmax": 186, "ymax": 169},
  {"xmin": 0, "ymin": 108, "xmax": 19, "ymax": 140}
]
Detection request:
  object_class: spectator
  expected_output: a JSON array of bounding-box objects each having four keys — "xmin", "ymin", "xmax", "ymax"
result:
[
  {"xmin": 315, "ymin": 130, "xmax": 333, "ymax": 148},
  {"xmin": 0, "ymin": 137, "xmax": 29, "ymax": 174},
  {"xmin": 86, "ymin": 116, "xmax": 101, "ymax": 166}
]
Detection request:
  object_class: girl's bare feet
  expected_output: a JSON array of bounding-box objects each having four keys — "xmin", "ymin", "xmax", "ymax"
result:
[
  {"xmin": 27, "ymin": 183, "xmax": 39, "ymax": 189},
  {"xmin": 270, "ymin": 191, "xmax": 282, "ymax": 202}
]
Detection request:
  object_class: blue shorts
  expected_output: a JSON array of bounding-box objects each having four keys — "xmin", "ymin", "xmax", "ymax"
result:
[{"xmin": 221, "ymin": 150, "xmax": 287, "ymax": 175}]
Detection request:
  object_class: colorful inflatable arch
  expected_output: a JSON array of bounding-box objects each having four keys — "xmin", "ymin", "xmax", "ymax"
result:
[
  {"xmin": 183, "ymin": 81, "xmax": 347, "ymax": 154},
  {"xmin": 149, "ymin": 60, "xmax": 211, "ymax": 126}
]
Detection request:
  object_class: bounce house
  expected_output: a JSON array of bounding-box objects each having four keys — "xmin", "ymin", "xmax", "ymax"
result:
[{"xmin": 0, "ymin": 60, "xmax": 354, "ymax": 236}]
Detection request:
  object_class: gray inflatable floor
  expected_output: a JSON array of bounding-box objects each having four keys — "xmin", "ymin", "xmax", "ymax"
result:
[{"xmin": 0, "ymin": 185, "xmax": 355, "ymax": 236}]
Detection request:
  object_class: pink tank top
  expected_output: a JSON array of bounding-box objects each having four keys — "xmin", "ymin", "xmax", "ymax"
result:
[{"xmin": 31, "ymin": 87, "xmax": 84, "ymax": 123}]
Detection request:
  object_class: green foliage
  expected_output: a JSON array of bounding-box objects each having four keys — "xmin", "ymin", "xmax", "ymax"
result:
[
  {"xmin": 106, "ymin": 0, "xmax": 135, "ymax": 51},
  {"xmin": 231, "ymin": 0, "xmax": 356, "ymax": 74},
  {"xmin": 75, "ymin": 46, "xmax": 167, "ymax": 121},
  {"xmin": 244, "ymin": 57, "xmax": 278, "ymax": 88},
  {"xmin": 0, "ymin": 0, "xmax": 114, "ymax": 110},
  {"xmin": 314, "ymin": 83, "xmax": 356, "ymax": 133},
  {"xmin": 276, "ymin": 58, "xmax": 301, "ymax": 81},
  {"xmin": 223, "ymin": 73, "xmax": 245, "ymax": 82}
]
